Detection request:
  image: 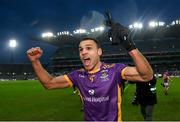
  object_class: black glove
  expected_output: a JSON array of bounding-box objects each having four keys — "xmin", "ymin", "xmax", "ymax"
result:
[
  {"xmin": 104, "ymin": 12, "xmax": 136, "ymax": 52},
  {"xmin": 108, "ymin": 23, "xmax": 136, "ymax": 51}
]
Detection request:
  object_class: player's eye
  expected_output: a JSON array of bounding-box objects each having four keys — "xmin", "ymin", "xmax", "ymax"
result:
[
  {"xmin": 79, "ymin": 48, "xmax": 83, "ymax": 52},
  {"xmin": 86, "ymin": 47, "xmax": 92, "ymax": 50}
]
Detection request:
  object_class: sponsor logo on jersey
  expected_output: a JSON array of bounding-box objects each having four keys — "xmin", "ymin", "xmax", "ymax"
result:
[
  {"xmin": 83, "ymin": 96, "xmax": 110, "ymax": 103},
  {"xmin": 88, "ymin": 89, "xmax": 95, "ymax": 96},
  {"xmin": 100, "ymin": 70, "xmax": 109, "ymax": 81},
  {"xmin": 79, "ymin": 74, "xmax": 85, "ymax": 78}
]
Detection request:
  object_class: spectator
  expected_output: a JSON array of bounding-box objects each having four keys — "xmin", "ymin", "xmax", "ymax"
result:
[{"xmin": 132, "ymin": 76, "xmax": 157, "ymax": 121}]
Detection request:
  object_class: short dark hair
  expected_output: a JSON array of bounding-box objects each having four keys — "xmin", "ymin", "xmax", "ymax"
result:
[{"xmin": 80, "ymin": 37, "xmax": 101, "ymax": 48}]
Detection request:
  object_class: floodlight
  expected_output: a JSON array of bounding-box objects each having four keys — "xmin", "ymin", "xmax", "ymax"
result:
[
  {"xmin": 9, "ymin": 39, "xmax": 17, "ymax": 63},
  {"xmin": 158, "ymin": 22, "xmax": 165, "ymax": 26},
  {"xmin": 42, "ymin": 32, "xmax": 54, "ymax": 38},
  {"xmin": 128, "ymin": 25, "xmax": 133, "ymax": 29},
  {"xmin": 133, "ymin": 22, "xmax": 143, "ymax": 29},
  {"xmin": 149, "ymin": 21, "xmax": 158, "ymax": 27},
  {"xmin": 149, "ymin": 21, "xmax": 165, "ymax": 28},
  {"xmin": 91, "ymin": 26, "xmax": 105, "ymax": 32},
  {"xmin": 57, "ymin": 31, "xmax": 70, "ymax": 36},
  {"xmin": 91, "ymin": 29, "xmax": 95, "ymax": 32},
  {"xmin": 98, "ymin": 26, "xmax": 105, "ymax": 31},
  {"xmin": 176, "ymin": 20, "xmax": 179, "ymax": 24},
  {"xmin": 73, "ymin": 29, "xmax": 87, "ymax": 34},
  {"xmin": 171, "ymin": 21, "xmax": 175, "ymax": 25},
  {"xmin": 171, "ymin": 20, "xmax": 180, "ymax": 25},
  {"xmin": 9, "ymin": 39, "xmax": 17, "ymax": 48}
]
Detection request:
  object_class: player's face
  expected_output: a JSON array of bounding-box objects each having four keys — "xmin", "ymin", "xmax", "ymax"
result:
[{"xmin": 79, "ymin": 40, "xmax": 102, "ymax": 71}]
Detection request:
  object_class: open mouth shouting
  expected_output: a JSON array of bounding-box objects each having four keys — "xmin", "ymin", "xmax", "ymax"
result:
[{"xmin": 82, "ymin": 57, "xmax": 91, "ymax": 67}]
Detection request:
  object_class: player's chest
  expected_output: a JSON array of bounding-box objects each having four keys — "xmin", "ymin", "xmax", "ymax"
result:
[
  {"xmin": 79, "ymin": 73, "xmax": 118, "ymax": 97},
  {"xmin": 78, "ymin": 69, "xmax": 117, "ymax": 89}
]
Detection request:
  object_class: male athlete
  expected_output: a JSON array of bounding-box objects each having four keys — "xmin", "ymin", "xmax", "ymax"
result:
[
  {"xmin": 162, "ymin": 71, "xmax": 171, "ymax": 95},
  {"xmin": 27, "ymin": 21, "xmax": 153, "ymax": 121}
]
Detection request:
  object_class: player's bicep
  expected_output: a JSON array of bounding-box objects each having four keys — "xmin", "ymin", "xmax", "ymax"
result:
[
  {"xmin": 122, "ymin": 66, "xmax": 144, "ymax": 82},
  {"xmin": 46, "ymin": 75, "xmax": 72, "ymax": 89}
]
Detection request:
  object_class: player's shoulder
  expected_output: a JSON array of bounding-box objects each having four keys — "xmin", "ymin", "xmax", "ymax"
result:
[
  {"xmin": 102, "ymin": 63, "xmax": 116, "ymax": 69},
  {"xmin": 102, "ymin": 63, "xmax": 126, "ymax": 69}
]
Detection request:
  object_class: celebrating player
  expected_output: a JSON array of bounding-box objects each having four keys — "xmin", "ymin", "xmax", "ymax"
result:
[{"xmin": 27, "ymin": 19, "xmax": 153, "ymax": 121}]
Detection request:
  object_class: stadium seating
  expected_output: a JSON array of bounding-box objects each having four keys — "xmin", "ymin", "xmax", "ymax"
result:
[
  {"xmin": 1, "ymin": 25, "xmax": 180, "ymax": 80},
  {"xmin": 47, "ymin": 25, "xmax": 180, "ymax": 76}
]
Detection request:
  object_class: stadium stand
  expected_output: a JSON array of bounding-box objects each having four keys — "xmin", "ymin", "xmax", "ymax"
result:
[
  {"xmin": 44, "ymin": 25, "xmax": 180, "ymax": 76},
  {"xmin": 1, "ymin": 23, "xmax": 179, "ymax": 80},
  {"xmin": 0, "ymin": 64, "xmax": 43, "ymax": 80}
]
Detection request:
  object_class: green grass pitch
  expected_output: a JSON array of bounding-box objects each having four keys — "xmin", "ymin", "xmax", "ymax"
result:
[{"xmin": 0, "ymin": 77, "xmax": 179, "ymax": 121}]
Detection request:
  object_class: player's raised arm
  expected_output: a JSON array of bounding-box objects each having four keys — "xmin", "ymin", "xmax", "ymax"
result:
[
  {"xmin": 105, "ymin": 15, "xmax": 153, "ymax": 82},
  {"xmin": 124, "ymin": 49, "xmax": 153, "ymax": 82},
  {"xmin": 27, "ymin": 47, "xmax": 71, "ymax": 89}
]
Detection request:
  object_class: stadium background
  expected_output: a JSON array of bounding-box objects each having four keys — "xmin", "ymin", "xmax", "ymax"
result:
[
  {"xmin": 0, "ymin": 16, "xmax": 180, "ymax": 120},
  {"xmin": 0, "ymin": 21, "xmax": 180, "ymax": 80}
]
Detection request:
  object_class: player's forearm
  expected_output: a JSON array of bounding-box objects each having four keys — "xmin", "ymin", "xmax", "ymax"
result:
[
  {"xmin": 31, "ymin": 60, "xmax": 53, "ymax": 85},
  {"xmin": 129, "ymin": 49, "xmax": 153, "ymax": 81}
]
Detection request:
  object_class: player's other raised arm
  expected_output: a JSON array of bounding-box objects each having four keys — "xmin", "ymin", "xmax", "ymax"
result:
[
  {"xmin": 123, "ymin": 49, "xmax": 153, "ymax": 82},
  {"xmin": 105, "ymin": 13, "xmax": 153, "ymax": 82},
  {"xmin": 27, "ymin": 47, "xmax": 71, "ymax": 89}
]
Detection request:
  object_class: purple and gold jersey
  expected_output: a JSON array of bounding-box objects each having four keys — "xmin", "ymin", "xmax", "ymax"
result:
[{"xmin": 64, "ymin": 63, "xmax": 127, "ymax": 121}]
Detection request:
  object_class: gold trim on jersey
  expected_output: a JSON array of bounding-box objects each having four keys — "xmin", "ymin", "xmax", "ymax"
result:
[
  {"xmin": 121, "ymin": 67, "xmax": 128, "ymax": 80},
  {"xmin": 102, "ymin": 63, "xmax": 115, "ymax": 69},
  {"xmin": 88, "ymin": 68, "xmax": 100, "ymax": 74},
  {"xmin": 117, "ymin": 85, "xmax": 122, "ymax": 122},
  {"xmin": 63, "ymin": 75, "xmax": 73, "ymax": 87}
]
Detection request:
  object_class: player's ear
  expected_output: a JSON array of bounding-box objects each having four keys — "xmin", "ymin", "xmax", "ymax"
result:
[{"xmin": 98, "ymin": 48, "xmax": 102, "ymax": 56}]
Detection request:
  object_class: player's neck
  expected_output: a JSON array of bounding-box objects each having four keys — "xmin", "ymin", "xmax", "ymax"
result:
[{"xmin": 88, "ymin": 61, "xmax": 102, "ymax": 74}]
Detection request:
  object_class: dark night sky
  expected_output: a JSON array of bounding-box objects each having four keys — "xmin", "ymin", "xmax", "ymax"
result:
[{"xmin": 0, "ymin": 0, "xmax": 179, "ymax": 64}]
